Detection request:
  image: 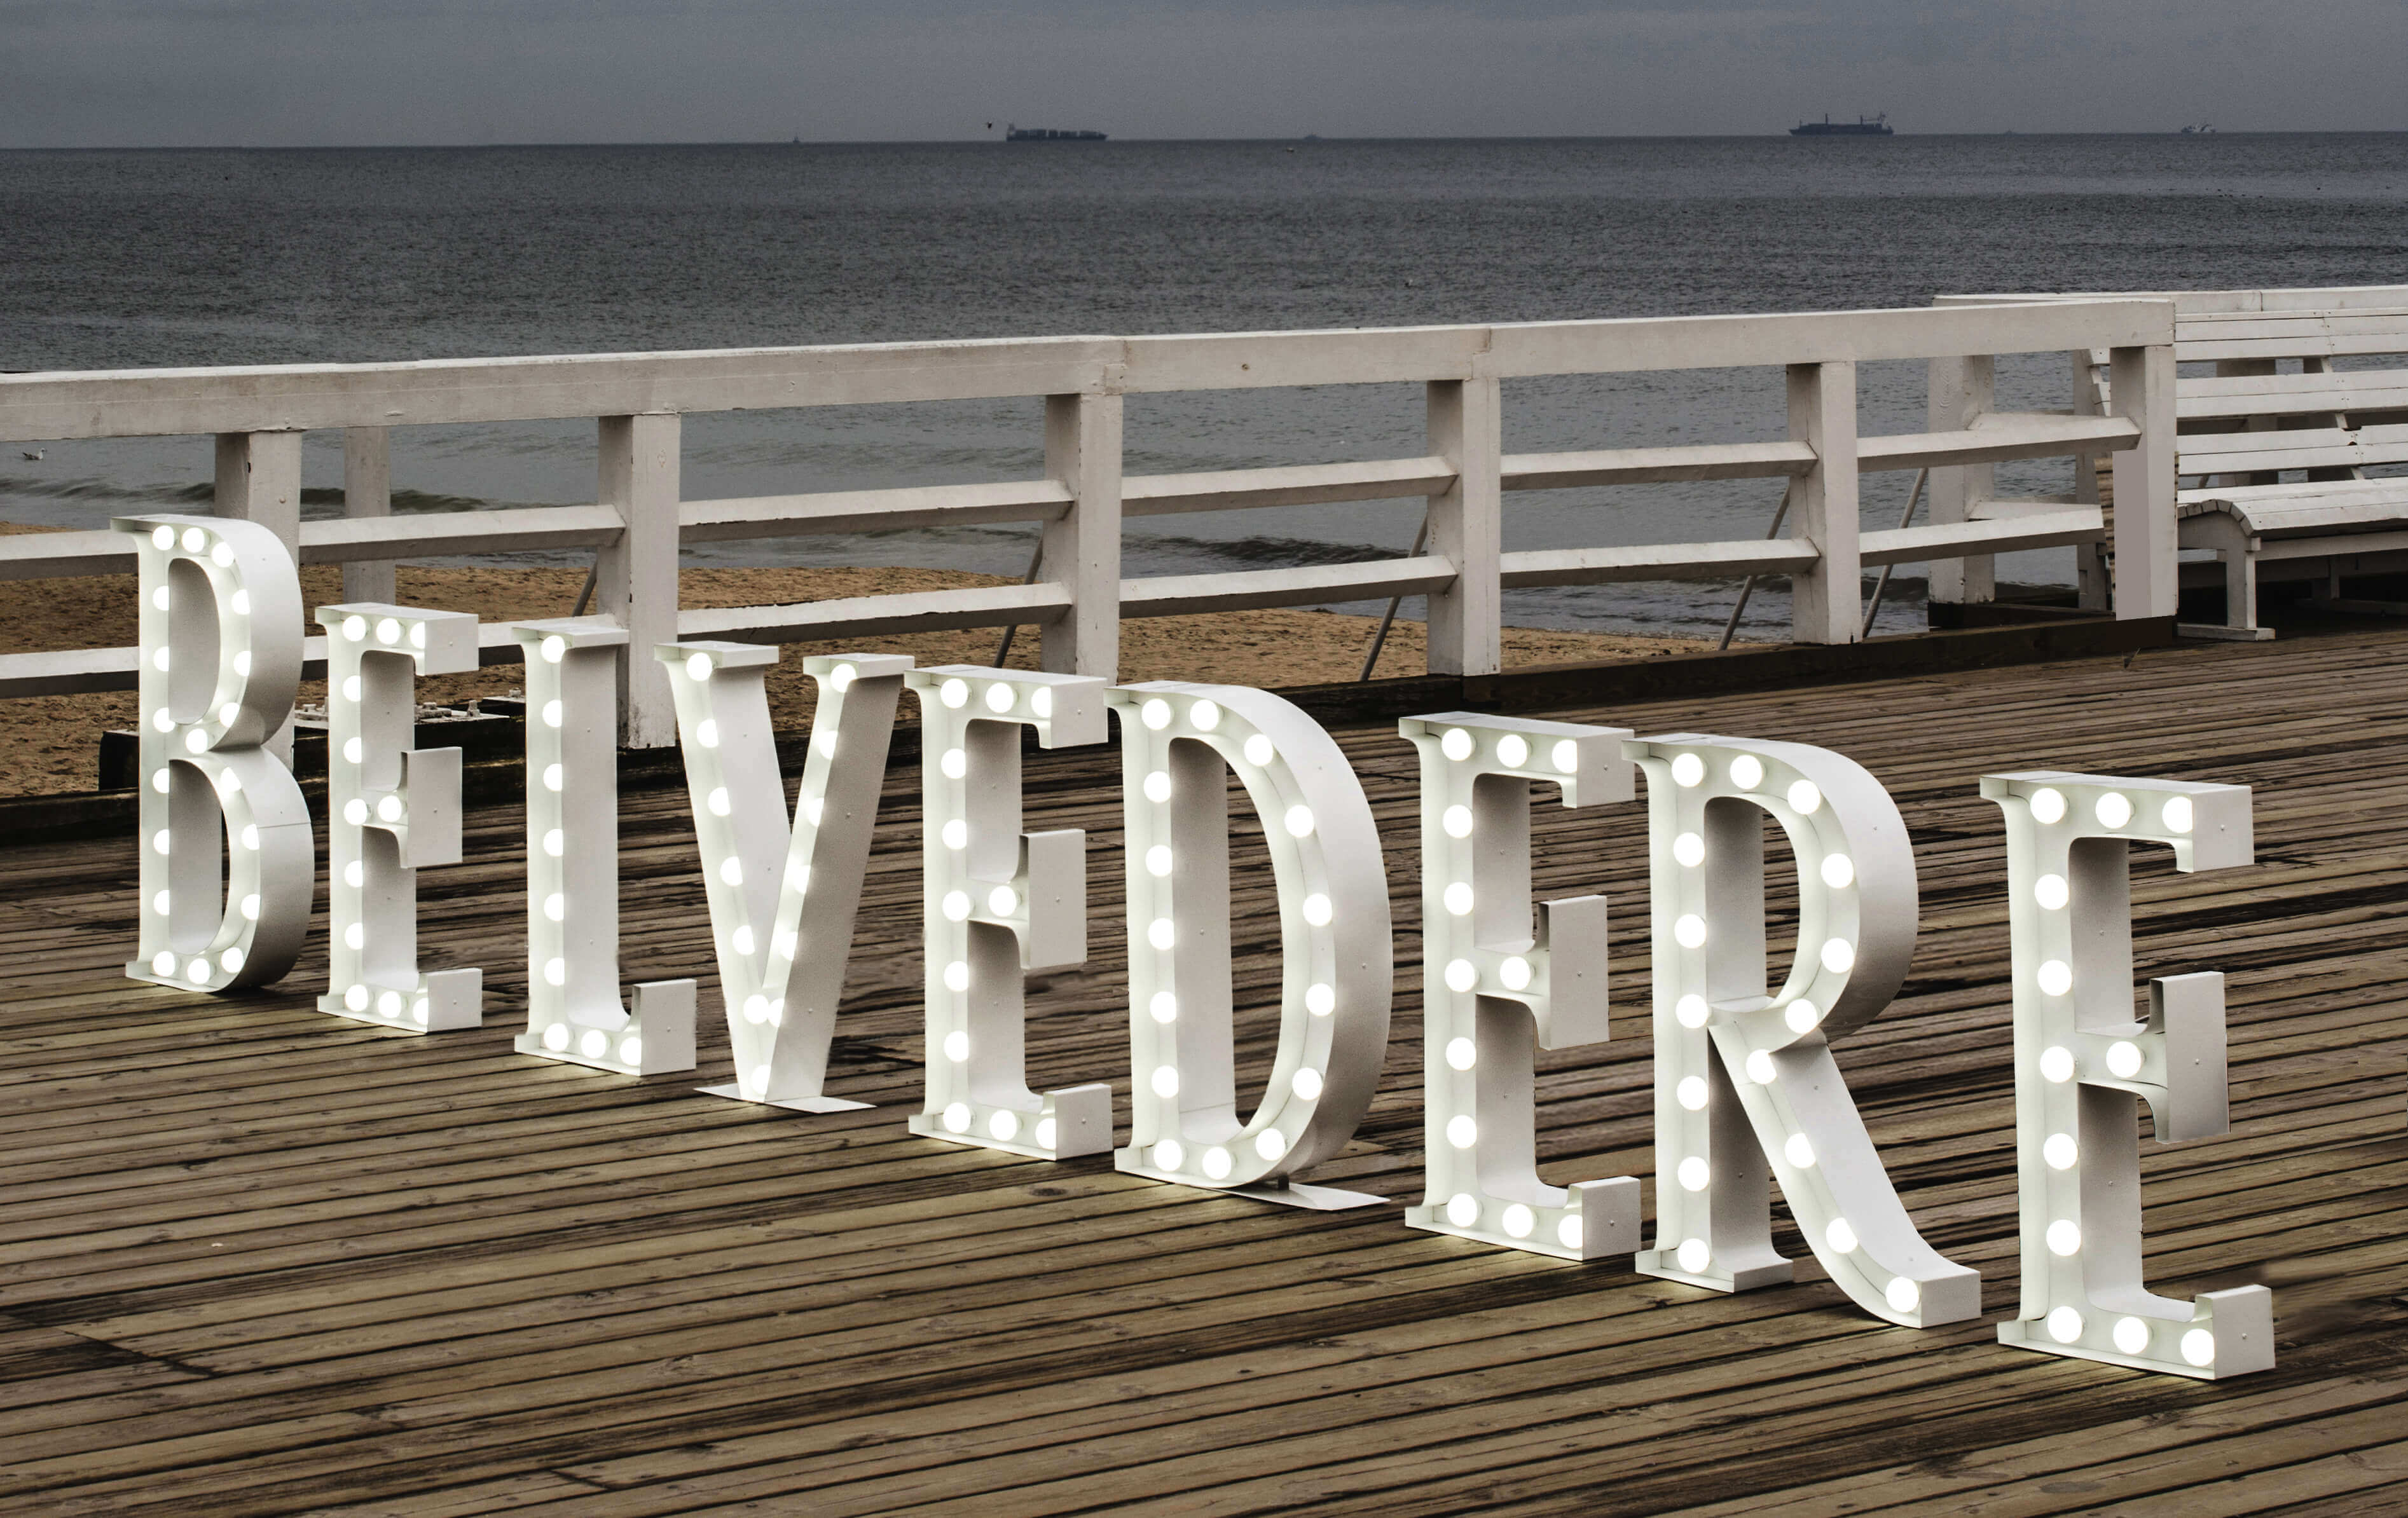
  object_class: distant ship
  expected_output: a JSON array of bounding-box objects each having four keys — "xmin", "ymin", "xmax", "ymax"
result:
[
  {"xmin": 1791, "ymin": 114, "xmax": 1893, "ymax": 136},
  {"xmin": 1005, "ymin": 125, "xmax": 1107, "ymax": 141},
  {"xmin": 2180, "ymin": 123, "xmax": 2217, "ymax": 134}
]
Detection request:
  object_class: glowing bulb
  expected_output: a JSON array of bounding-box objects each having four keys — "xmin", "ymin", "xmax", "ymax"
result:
[
  {"xmin": 1441, "ymin": 805, "xmax": 1473, "ymax": 838},
  {"xmin": 1145, "ymin": 844, "xmax": 1173, "ymax": 877},
  {"xmin": 2040, "ymin": 1045, "xmax": 2075, "ymax": 1083},
  {"xmin": 696, "ymin": 719, "xmax": 719, "ymax": 749},
  {"xmin": 829, "ymin": 662, "xmax": 856, "ymax": 692},
  {"xmin": 151, "ymin": 525, "xmax": 175, "ymax": 549},
  {"xmin": 152, "ymin": 647, "xmax": 170, "ymax": 672},
  {"xmin": 232, "ymin": 651, "xmax": 249, "ymax": 676},
  {"xmin": 1675, "ymin": 995, "xmax": 1710, "ymax": 1029},
  {"xmin": 1150, "ymin": 1065, "xmax": 1180, "ymax": 1098},
  {"xmin": 1143, "ymin": 770, "xmax": 1171, "ymax": 803},
  {"xmin": 541, "ymin": 700, "xmax": 562, "ymax": 728},
  {"xmin": 1202, "ymin": 1147, "xmax": 1232, "ymax": 1180},
  {"xmin": 1148, "ymin": 990, "xmax": 1177, "ymax": 1023},
  {"xmin": 2047, "ymin": 1306, "xmax": 2084, "ymax": 1344},
  {"xmin": 1820, "ymin": 854, "xmax": 1854, "ymax": 889},
  {"xmin": 544, "ymin": 892, "xmax": 566, "ymax": 922},
  {"xmin": 684, "ymin": 653, "xmax": 713, "ymax": 681},
  {"xmin": 544, "ymin": 958, "xmax": 567, "ymax": 987},
  {"xmin": 619, "ymin": 1037, "xmax": 642, "ymax": 1065},
  {"xmin": 1254, "ymin": 1129, "xmax": 1286, "ymax": 1161},
  {"xmin": 2044, "ymin": 1133, "xmax": 2078, "ymax": 1170},
  {"xmin": 705, "ymin": 786, "xmax": 732, "ymax": 817},
  {"xmin": 1557, "ymin": 1215, "xmax": 1583, "ymax": 1250},
  {"xmin": 539, "ymin": 762, "xmax": 563, "ymax": 793},
  {"xmin": 231, "ymin": 589, "xmax": 249, "ymax": 616},
  {"xmin": 1676, "ymin": 1077, "xmax": 1709, "ymax": 1111},
  {"xmin": 344, "ymin": 983, "xmax": 371, "ymax": 1011},
  {"xmin": 150, "ymin": 768, "xmax": 169, "ymax": 794},
  {"xmin": 578, "ymin": 1029, "xmax": 607, "ymax": 1058},
  {"xmin": 371, "ymin": 990, "xmax": 401, "ymax": 1018},
  {"xmin": 1785, "ymin": 1133, "xmax": 1815, "ymax": 1168},
  {"xmin": 2163, "ymin": 795, "xmax": 2194, "ymax": 834},
  {"xmin": 1141, "ymin": 699, "xmax": 1172, "ymax": 730},
  {"xmin": 941, "ymin": 748, "xmax": 968, "ymax": 780},
  {"xmin": 1785, "ymin": 999, "xmax": 1819, "ymax": 1033},
  {"xmin": 1444, "ymin": 959, "xmax": 1478, "ymax": 994},
  {"xmin": 1152, "ymin": 1140, "xmax": 1185, "ymax": 1170},
  {"xmin": 1501, "ymin": 1203, "xmax": 1534, "ymax": 1238},
  {"xmin": 1731, "ymin": 755, "xmax": 1765, "ymax": 789},
  {"xmin": 743, "ymin": 994, "xmax": 769, "ymax": 1026},
  {"xmin": 1826, "ymin": 1218, "xmax": 1859, "ymax": 1253},
  {"xmin": 1305, "ymin": 983, "xmax": 1335, "ymax": 1016},
  {"xmin": 343, "ymin": 922, "xmax": 365, "ymax": 951},
  {"xmin": 1447, "ymin": 1194, "xmax": 1479, "ymax": 1227},
  {"xmin": 342, "ymin": 737, "xmax": 366, "ymax": 765},
  {"xmin": 987, "ymin": 886, "xmax": 1017, "ymax": 916},
  {"xmin": 152, "ymin": 827, "xmax": 173, "ymax": 854},
  {"xmin": 2095, "ymin": 791, "xmax": 2133, "ymax": 829},
  {"xmin": 1745, "ymin": 1049, "xmax": 1777, "ymax": 1084},
  {"xmin": 1243, "ymin": 734, "xmax": 1276, "ymax": 767},
  {"xmin": 1187, "ymin": 698, "xmax": 1218, "ymax": 730},
  {"xmin": 1148, "ymin": 917, "xmax": 1176, "ymax": 950},
  {"xmin": 1819, "ymin": 939, "xmax": 1853, "ymax": 974},
  {"xmin": 1886, "ymin": 1278, "xmax": 1920, "ymax": 1314},
  {"xmin": 1670, "ymin": 753, "xmax": 1705, "ymax": 787},
  {"xmin": 1674, "ymin": 915, "xmax": 1707, "ymax": 948},
  {"xmin": 342, "ymin": 614, "xmax": 368, "ymax": 641},
  {"xmin": 2113, "ymin": 1316, "xmax": 2151, "ymax": 1355},
  {"xmin": 939, "ymin": 678, "xmax": 968, "ymax": 708},
  {"xmin": 1787, "ymin": 779, "xmax": 1822, "ymax": 814},
  {"xmin": 973, "ymin": 682, "xmax": 1012, "ymax": 715},
  {"xmin": 1029, "ymin": 687, "xmax": 1053, "ymax": 720},
  {"xmin": 942, "ymin": 891, "xmax": 971, "ymax": 921},
  {"xmin": 184, "ymin": 729, "xmax": 207, "ymax": 753},
  {"xmin": 151, "ymin": 709, "xmax": 172, "ymax": 733},
  {"xmin": 341, "ymin": 859, "xmax": 364, "ymax": 889},
  {"xmin": 1283, "ymin": 804, "xmax": 1315, "ymax": 838},
  {"xmin": 2107, "ymin": 1041, "xmax": 2144, "ymax": 1079},
  {"xmin": 1496, "ymin": 734, "xmax": 1529, "ymax": 768},
  {"xmin": 2030, "ymin": 787, "xmax": 2066, "ymax": 824},
  {"xmin": 1035, "ymin": 1117, "xmax": 1056, "ymax": 1148},
  {"xmin": 988, "ymin": 1109, "xmax": 1020, "ymax": 1142},
  {"xmin": 1676, "ymin": 1238, "xmax": 1711, "ymax": 1273},
  {"xmin": 2037, "ymin": 959, "xmax": 2072, "ymax": 996},
  {"xmin": 1673, "ymin": 831, "xmax": 1705, "ymax": 867},
  {"xmin": 2035, "ymin": 873, "xmax": 2068, "ymax": 910},
  {"xmin": 2182, "ymin": 1330, "xmax": 2216, "ymax": 1367},
  {"xmin": 376, "ymin": 795, "xmax": 403, "ymax": 823},
  {"xmin": 542, "ymin": 1023, "xmax": 570, "ymax": 1051},
  {"xmin": 1443, "ymin": 881, "xmax": 1473, "ymax": 915},
  {"xmin": 240, "ymin": 893, "xmax": 259, "ymax": 920},
  {"xmin": 944, "ymin": 819, "xmax": 970, "ymax": 850},
  {"xmin": 1302, "ymin": 894, "xmax": 1332, "ymax": 926},
  {"xmin": 1441, "ymin": 728, "xmax": 1475, "ymax": 762},
  {"xmin": 1447, "ymin": 1114, "xmax": 1477, "ymax": 1149},
  {"xmin": 1677, "ymin": 1156, "xmax": 1710, "ymax": 1191},
  {"xmin": 1499, "ymin": 957, "xmax": 1532, "ymax": 991},
  {"xmin": 542, "ymin": 828, "xmax": 565, "ymax": 857},
  {"xmin": 1551, "ymin": 739, "xmax": 1578, "ymax": 774},
  {"xmin": 944, "ymin": 961, "xmax": 971, "ymax": 992},
  {"xmin": 813, "ymin": 729, "xmax": 838, "ymax": 760},
  {"xmin": 150, "ymin": 950, "xmax": 175, "ymax": 976},
  {"xmin": 942, "ymin": 1102, "xmax": 972, "ymax": 1133},
  {"xmin": 2047, "ymin": 1219, "xmax": 2082, "ymax": 1256}
]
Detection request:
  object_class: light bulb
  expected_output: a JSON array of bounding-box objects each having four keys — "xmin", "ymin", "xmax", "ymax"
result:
[
  {"xmin": 1445, "ymin": 1037, "xmax": 1477, "ymax": 1071},
  {"xmin": 732, "ymin": 925, "xmax": 755, "ymax": 955},
  {"xmin": 1499, "ymin": 957, "xmax": 1532, "ymax": 991},
  {"xmin": 544, "ymin": 958, "xmax": 566, "ymax": 987},
  {"xmin": 1677, "ymin": 1076, "xmax": 1708, "ymax": 1111},
  {"xmin": 1149, "ymin": 991, "xmax": 1177, "ymax": 1023},
  {"xmin": 543, "ymin": 763, "xmax": 563, "ymax": 792},
  {"xmin": 376, "ymin": 795, "xmax": 403, "ymax": 823},
  {"xmin": 696, "ymin": 719, "xmax": 719, "ymax": 749},
  {"xmin": 986, "ymin": 885, "xmax": 1017, "ymax": 916},
  {"xmin": 1440, "ymin": 728, "xmax": 1474, "ymax": 761},
  {"xmin": 342, "ymin": 615, "xmax": 367, "ymax": 641},
  {"xmin": 1670, "ymin": 753, "xmax": 1705, "ymax": 787},
  {"xmin": 2044, "ymin": 1133, "xmax": 2078, "ymax": 1170},
  {"xmin": 1826, "ymin": 1218, "xmax": 1859, "ymax": 1253},
  {"xmin": 1501, "ymin": 1203, "xmax": 1534, "ymax": 1238},
  {"xmin": 939, "ymin": 678, "xmax": 968, "ymax": 708},
  {"xmin": 1244, "ymin": 734, "xmax": 1275, "ymax": 767},
  {"xmin": 579, "ymin": 1029, "xmax": 608, "ymax": 1058},
  {"xmin": 1145, "ymin": 844, "xmax": 1173, "ymax": 877},
  {"xmin": 717, "ymin": 858, "xmax": 742, "ymax": 886},
  {"xmin": 1152, "ymin": 1140, "xmax": 1186, "ymax": 1171},
  {"xmin": 1305, "ymin": 983, "xmax": 1335, "ymax": 1016},
  {"xmin": 1143, "ymin": 770, "xmax": 1172, "ymax": 803},
  {"xmin": 1290, "ymin": 1067, "xmax": 1322, "ymax": 1101},
  {"xmin": 2114, "ymin": 1316, "xmax": 2151, "ymax": 1355},
  {"xmin": 543, "ymin": 828, "xmax": 565, "ymax": 857},
  {"xmin": 1677, "ymin": 1156, "xmax": 1710, "ymax": 1191},
  {"xmin": 1785, "ymin": 999, "xmax": 1819, "ymax": 1033},
  {"xmin": 1673, "ymin": 832, "xmax": 1705, "ymax": 868},
  {"xmin": 941, "ymin": 748, "xmax": 967, "ymax": 779},
  {"xmin": 619, "ymin": 1037, "xmax": 643, "ymax": 1065},
  {"xmin": 544, "ymin": 892, "xmax": 565, "ymax": 922},
  {"xmin": 1253, "ymin": 1129, "xmax": 1286, "ymax": 1161},
  {"xmin": 2163, "ymin": 795, "xmax": 2194, "ymax": 834},
  {"xmin": 1820, "ymin": 854, "xmax": 1854, "ymax": 889},
  {"xmin": 1551, "ymin": 740, "xmax": 1579, "ymax": 774},
  {"xmin": 2037, "ymin": 959, "xmax": 2072, "ymax": 996},
  {"xmin": 942, "ymin": 891, "xmax": 971, "ymax": 922},
  {"xmin": 1785, "ymin": 1133, "xmax": 1815, "ymax": 1168},
  {"xmin": 1034, "ymin": 1117, "xmax": 1056, "ymax": 1149},
  {"xmin": 1443, "ymin": 882, "xmax": 1474, "ymax": 915},
  {"xmin": 1442, "ymin": 805, "xmax": 1473, "ymax": 838},
  {"xmin": 2107, "ymin": 1041, "xmax": 2143, "ymax": 1079},
  {"xmin": 1745, "ymin": 1049, "xmax": 1777, "ymax": 1084},
  {"xmin": 151, "ymin": 525, "xmax": 175, "ymax": 549},
  {"xmin": 1557, "ymin": 1215, "xmax": 1583, "ymax": 1250},
  {"xmin": 2040, "ymin": 1045, "xmax": 2075, "ymax": 1083},
  {"xmin": 150, "ymin": 950, "xmax": 175, "ymax": 977},
  {"xmin": 345, "ymin": 983, "xmax": 371, "ymax": 1011},
  {"xmin": 541, "ymin": 636, "xmax": 567, "ymax": 664},
  {"xmin": 1675, "ymin": 994, "xmax": 1710, "ymax": 1029},
  {"xmin": 540, "ymin": 1023, "xmax": 570, "ymax": 1051},
  {"xmin": 2181, "ymin": 1330, "xmax": 2215, "ymax": 1367},
  {"xmin": 988, "ymin": 1109, "xmax": 1019, "ymax": 1141},
  {"xmin": 1302, "ymin": 894, "xmax": 1332, "ymax": 926},
  {"xmin": 2095, "ymin": 791, "xmax": 2133, "ymax": 829},
  {"xmin": 1283, "ymin": 805, "xmax": 1315, "ymax": 838},
  {"xmin": 343, "ymin": 922, "xmax": 364, "ymax": 951},
  {"xmin": 1674, "ymin": 915, "xmax": 1707, "ymax": 948},
  {"xmin": 2047, "ymin": 1306, "xmax": 2084, "ymax": 1344},
  {"xmin": 1496, "ymin": 734, "xmax": 1529, "ymax": 768},
  {"xmin": 1150, "ymin": 1065, "xmax": 1180, "ymax": 1098},
  {"xmin": 984, "ymin": 682, "xmax": 1016, "ymax": 713},
  {"xmin": 1886, "ymin": 1278, "xmax": 1920, "ymax": 1314},
  {"xmin": 2035, "ymin": 873, "xmax": 2068, "ymax": 910},
  {"xmin": 1447, "ymin": 1194, "xmax": 1479, "ymax": 1227},
  {"xmin": 1202, "ymin": 1147, "xmax": 1232, "ymax": 1180},
  {"xmin": 944, "ymin": 961, "xmax": 971, "ymax": 992},
  {"xmin": 2047, "ymin": 1219, "xmax": 2082, "ymax": 1256},
  {"xmin": 942, "ymin": 1102, "xmax": 972, "ymax": 1133},
  {"xmin": 814, "ymin": 730, "xmax": 837, "ymax": 758},
  {"xmin": 1148, "ymin": 917, "xmax": 1176, "ymax": 950},
  {"xmin": 1141, "ymin": 699, "xmax": 1172, "ymax": 730},
  {"xmin": 1188, "ymin": 699, "xmax": 1218, "ymax": 730},
  {"xmin": 1447, "ymin": 1114, "xmax": 1477, "ymax": 1149},
  {"xmin": 829, "ymin": 662, "xmax": 857, "ymax": 692},
  {"xmin": 1730, "ymin": 755, "xmax": 1764, "ymax": 789},
  {"xmin": 944, "ymin": 819, "xmax": 970, "ymax": 851},
  {"xmin": 1676, "ymin": 1238, "xmax": 1711, "ymax": 1273},
  {"xmin": 685, "ymin": 653, "xmax": 713, "ymax": 681},
  {"xmin": 2030, "ymin": 787, "xmax": 2066, "ymax": 824},
  {"xmin": 541, "ymin": 700, "xmax": 562, "ymax": 728},
  {"xmin": 342, "ymin": 859, "xmax": 364, "ymax": 889},
  {"xmin": 1444, "ymin": 959, "xmax": 1478, "ymax": 993}
]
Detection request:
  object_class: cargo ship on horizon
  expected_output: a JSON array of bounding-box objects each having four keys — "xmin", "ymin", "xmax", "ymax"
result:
[
  {"xmin": 1791, "ymin": 114, "xmax": 1893, "ymax": 136},
  {"xmin": 1004, "ymin": 124, "xmax": 1106, "ymax": 141}
]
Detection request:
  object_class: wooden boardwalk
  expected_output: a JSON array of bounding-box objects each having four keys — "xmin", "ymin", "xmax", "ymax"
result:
[{"xmin": 3, "ymin": 626, "xmax": 2405, "ymax": 1517}]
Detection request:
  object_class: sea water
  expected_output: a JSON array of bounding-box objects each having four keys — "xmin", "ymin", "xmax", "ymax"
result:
[{"xmin": 4, "ymin": 134, "xmax": 2404, "ymax": 637}]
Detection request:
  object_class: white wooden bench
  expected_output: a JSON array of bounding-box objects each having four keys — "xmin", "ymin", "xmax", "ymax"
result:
[{"xmin": 1941, "ymin": 286, "xmax": 2408, "ymax": 636}]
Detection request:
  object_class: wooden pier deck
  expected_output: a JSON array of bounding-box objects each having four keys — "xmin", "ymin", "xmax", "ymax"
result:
[{"xmin": 3, "ymin": 626, "xmax": 2405, "ymax": 1517}]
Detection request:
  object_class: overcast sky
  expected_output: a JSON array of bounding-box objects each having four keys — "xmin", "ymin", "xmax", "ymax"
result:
[{"xmin": 4, "ymin": 0, "xmax": 2405, "ymax": 147}]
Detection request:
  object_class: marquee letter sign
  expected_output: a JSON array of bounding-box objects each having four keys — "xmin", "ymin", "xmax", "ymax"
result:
[
  {"xmin": 1983, "ymin": 770, "xmax": 2271, "ymax": 1377},
  {"xmin": 513, "ymin": 618, "xmax": 696, "ymax": 1074},
  {"xmin": 1400, "ymin": 711, "xmax": 1641, "ymax": 1259},
  {"xmin": 659, "ymin": 641, "xmax": 908, "ymax": 1108},
  {"xmin": 1628, "ymin": 734, "xmax": 1979, "ymax": 1327},
  {"xmin": 905, "ymin": 666, "xmax": 1113, "ymax": 1158},
  {"xmin": 115, "ymin": 514, "xmax": 310, "ymax": 994},
  {"xmin": 1110, "ymin": 682, "xmax": 1392, "ymax": 1209},
  {"xmin": 315, "ymin": 602, "xmax": 483, "ymax": 1031}
]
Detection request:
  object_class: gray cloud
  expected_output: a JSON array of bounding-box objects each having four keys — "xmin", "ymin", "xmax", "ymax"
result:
[{"xmin": 0, "ymin": 0, "xmax": 2400, "ymax": 146}]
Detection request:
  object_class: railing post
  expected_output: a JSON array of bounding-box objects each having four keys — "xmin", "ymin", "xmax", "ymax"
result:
[
  {"xmin": 2108, "ymin": 342, "xmax": 2178, "ymax": 620},
  {"xmin": 597, "ymin": 413, "xmax": 682, "ymax": 748},
  {"xmin": 341, "ymin": 427, "xmax": 396, "ymax": 605},
  {"xmin": 1787, "ymin": 361, "xmax": 1861, "ymax": 645},
  {"xmin": 215, "ymin": 430, "xmax": 304, "ymax": 761},
  {"xmin": 1926, "ymin": 352, "xmax": 1996, "ymax": 608},
  {"xmin": 2070, "ymin": 349, "xmax": 2111, "ymax": 611},
  {"xmin": 1040, "ymin": 392, "xmax": 1122, "ymax": 680},
  {"xmin": 1425, "ymin": 375, "xmax": 1501, "ymax": 676}
]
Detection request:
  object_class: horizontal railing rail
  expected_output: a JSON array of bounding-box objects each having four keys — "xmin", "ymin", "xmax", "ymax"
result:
[{"xmin": 1, "ymin": 301, "xmax": 2177, "ymax": 744}]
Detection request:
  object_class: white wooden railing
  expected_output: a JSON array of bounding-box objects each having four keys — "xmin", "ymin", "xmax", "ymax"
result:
[{"xmin": 0, "ymin": 301, "xmax": 2175, "ymax": 746}]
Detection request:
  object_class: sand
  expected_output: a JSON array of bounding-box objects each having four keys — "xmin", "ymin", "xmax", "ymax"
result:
[{"xmin": 0, "ymin": 522, "xmax": 1715, "ymax": 797}]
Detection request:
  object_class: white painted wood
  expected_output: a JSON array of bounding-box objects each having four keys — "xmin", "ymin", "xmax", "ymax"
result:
[
  {"xmin": 1859, "ymin": 510, "xmax": 2105, "ymax": 568},
  {"xmin": 1502, "ymin": 441, "xmax": 1816, "ymax": 489},
  {"xmin": 1425, "ymin": 376, "xmax": 1502, "ymax": 675},
  {"xmin": 677, "ymin": 582, "xmax": 1071, "ymax": 642},
  {"xmin": 684, "ymin": 480, "xmax": 1073, "ymax": 540},
  {"xmin": 1040, "ymin": 392, "xmax": 1122, "ymax": 679},
  {"xmin": 1122, "ymin": 557, "xmax": 1457, "ymax": 618},
  {"xmin": 0, "ymin": 529, "xmax": 135, "ymax": 580},
  {"xmin": 1858, "ymin": 413, "xmax": 2137, "ymax": 472},
  {"xmin": 1786, "ymin": 362, "xmax": 1861, "ymax": 645},
  {"xmin": 1124, "ymin": 456, "xmax": 1455, "ymax": 516},
  {"xmin": 2176, "ymin": 369, "xmax": 2408, "ymax": 423},
  {"xmin": 214, "ymin": 431, "xmax": 303, "ymax": 559},
  {"xmin": 596, "ymin": 414, "xmax": 682, "ymax": 748},
  {"xmin": 1499, "ymin": 538, "xmax": 1820, "ymax": 587},
  {"xmin": 2110, "ymin": 343, "xmax": 2180, "ymax": 621},
  {"xmin": 1925, "ymin": 353, "xmax": 1995, "ymax": 606},
  {"xmin": 299, "ymin": 505, "xmax": 624, "ymax": 560},
  {"xmin": 341, "ymin": 427, "xmax": 396, "ymax": 603}
]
